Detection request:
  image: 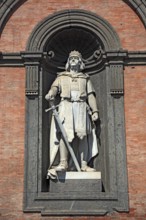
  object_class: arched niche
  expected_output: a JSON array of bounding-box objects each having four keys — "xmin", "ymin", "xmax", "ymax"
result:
[
  {"xmin": 27, "ymin": 9, "xmax": 120, "ymax": 51},
  {"xmin": 24, "ymin": 9, "xmax": 129, "ymax": 216}
]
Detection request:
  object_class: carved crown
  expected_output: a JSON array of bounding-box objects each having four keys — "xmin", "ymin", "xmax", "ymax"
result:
[{"xmin": 69, "ymin": 50, "xmax": 82, "ymax": 59}]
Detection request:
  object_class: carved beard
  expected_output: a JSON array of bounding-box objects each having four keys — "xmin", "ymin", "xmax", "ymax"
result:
[
  {"xmin": 65, "ymin": 59, "xmax": 85, "ymax": 72},
  {"xmin": 69, "ymin": 63, "xmax": 81, "ymax": 72}
]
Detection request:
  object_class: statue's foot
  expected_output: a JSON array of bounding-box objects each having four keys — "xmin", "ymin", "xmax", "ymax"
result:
[
  {"xmin": 81, "ymin": 165, "xmax": 96, "ymax": 172},
  {"xmin": 46, "ymin": 168, "xmax": 57, "ymax": 179},
  {"xmin": 55, "ymin": 160, "xmax": 68, "ymax": 171}
]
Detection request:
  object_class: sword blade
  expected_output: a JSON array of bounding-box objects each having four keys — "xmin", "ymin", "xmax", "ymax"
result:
[{"xmin": 50, "ymin": 104, "xmax": 81, "ymax": 172}]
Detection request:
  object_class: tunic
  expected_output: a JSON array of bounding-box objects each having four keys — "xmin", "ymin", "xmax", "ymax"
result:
[{"xmin": 49, "ymin": 71, "xmax": 98, "ymax": 168}]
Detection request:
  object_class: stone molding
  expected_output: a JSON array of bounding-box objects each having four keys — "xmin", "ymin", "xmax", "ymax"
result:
[
  {"xmin": 26, "ymin": 9, "xmax": 121, "ymax": 51},
  {"xmin": 124, "ymin": 0, "xmax": 146, "ymax": 27},
  {"xmin": 0, "ymin": 50, "xmax": 146, "ymax": 98},
  {"xmin": 0, "ymin": 0, "xmax": 146, "ymax": 35},
  {"xmin": 0, "ymin": 0, "xmax": 27, "ymax": 35},
  {"xmin": 0, "ymin": 51, "xmax": 146, "ymax": 67}
]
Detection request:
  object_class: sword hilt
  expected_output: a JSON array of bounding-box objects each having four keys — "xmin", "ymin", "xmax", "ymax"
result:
[{"xmin": 45, "ymin": 99, "xmax": 59, "ymax": 112}]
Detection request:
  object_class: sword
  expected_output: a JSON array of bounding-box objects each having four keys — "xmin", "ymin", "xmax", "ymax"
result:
[{"xmin": 45, "ymin": 99, "xmax": 81, "ymax": 172}]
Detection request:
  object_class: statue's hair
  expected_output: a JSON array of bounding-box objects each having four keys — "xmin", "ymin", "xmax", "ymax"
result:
[{"xmin": 65, "ymin": 57, "xmax": 85, "ymax": 71}]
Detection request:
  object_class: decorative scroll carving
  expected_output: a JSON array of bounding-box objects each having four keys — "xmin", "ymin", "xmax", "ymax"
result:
[
  {"xmin": 46, "ymin": 47, "xmax": 105, "ymax": 75},
  {"xmin": 81, "ymin": 48, "xmax": 105, "ymax": 75}
]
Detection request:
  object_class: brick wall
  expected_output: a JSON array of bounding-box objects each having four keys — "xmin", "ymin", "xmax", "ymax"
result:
[
  {"xmin": 124, "ymin": 66, "xmax": 146, "ymax": 219},
  {"xmin": 0, "ymin": 0, "xmax": 146, "ymax": 219},
  {"xmin": 0, "ymin": 0, "xmax": 146, "ymax": 52},
  {"xmin": 0, "ymin": 68, "xmax": 25, "ymax": 220}
]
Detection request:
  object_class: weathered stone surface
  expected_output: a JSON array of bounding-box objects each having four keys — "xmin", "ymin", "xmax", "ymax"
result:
[{"xmin": 50, "ymin": 172, "xmax": 102, "ymax": 193}]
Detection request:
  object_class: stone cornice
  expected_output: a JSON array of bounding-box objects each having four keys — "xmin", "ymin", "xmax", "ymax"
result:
[
  {"xmin": 0, "ymin": 51, "xmax": 146, "ymax": 67},
  {"xmin": 0, "ymin": 52, "xmax": 47, "ymax": 66},
  {"xmin": 105, "ymin": 51, "xmax": 146, "ymax": 65}
]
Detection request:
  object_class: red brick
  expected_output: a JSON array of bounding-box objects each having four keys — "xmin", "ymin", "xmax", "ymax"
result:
[
  {"xmin": 0, "ymin": 0, "xmax": 146, "ymax": 52},
  {"xmin": 0, "ymin": 1, "xmax": 146, "ymax": 220}
]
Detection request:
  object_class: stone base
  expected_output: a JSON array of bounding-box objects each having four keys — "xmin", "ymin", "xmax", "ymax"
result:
[{"xmin": 50, "ymin": 171, "xmax": 102, "ymax": 192}]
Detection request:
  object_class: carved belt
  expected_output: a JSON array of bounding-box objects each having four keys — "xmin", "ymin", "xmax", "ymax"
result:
[{"xmin": 61, "ymin": 97, "xmax": 86, "ymax": 102}]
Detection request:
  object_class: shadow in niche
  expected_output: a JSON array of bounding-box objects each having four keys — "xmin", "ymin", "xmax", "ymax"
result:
[
  {"xmin": 102, "ymin": 182, "xmax": 105, "ymax": 192},
  {"xmin": 95, "ymin": 118, "xmax": 101, "ymax": 146},
  {"xmin": 40, "ymin": 26, "xmax": 107, "ymax": 192},
  {"xmin": 88, "ymin": 117, "xmax": 101, "ymax": 168},
  {"xmin": 44, "ymin": 27, "xmax": 104, "ymax": 75},
  {"xmin": 41, "ymin": 70, "xmax": 57, "ymax": 192}
]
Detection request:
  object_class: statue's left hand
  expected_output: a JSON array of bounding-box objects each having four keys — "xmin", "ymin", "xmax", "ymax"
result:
[{"xmin": 92, "ymin": 112, "xmax": 99, "ymax": 121}]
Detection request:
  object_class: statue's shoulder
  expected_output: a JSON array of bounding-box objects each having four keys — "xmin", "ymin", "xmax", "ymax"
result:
[
  {"xmin": 57, "ymin": 71, "xmax": 69, "ymax": 77},
  {"xmin": 78, "ymin": 73, "xmax": 90, "ymax": 79},
  {"xmin": 57, "ymin": 71, "xmax": 90, "ymax": 79}
]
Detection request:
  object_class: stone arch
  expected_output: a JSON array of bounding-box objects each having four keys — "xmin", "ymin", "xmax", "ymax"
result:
[
  {"xmin": 0, "ymin": 0, "xmax": 27, "ymax": 34},
  {"xmin": 123, "ymin": 0, "xmax": 146, "ymax": 27},
  {"xmin": 26, "ymin": 9, "xmax": 121, "ymax": 52},
  {"xmin": 0, "ymin": 0, "xmax": 146, "ymax": 35}
]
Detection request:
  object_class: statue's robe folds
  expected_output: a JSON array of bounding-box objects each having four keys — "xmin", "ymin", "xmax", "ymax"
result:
[{"xmin": 47, "ymin": 72, "xmax": 98, "ymax": 178}]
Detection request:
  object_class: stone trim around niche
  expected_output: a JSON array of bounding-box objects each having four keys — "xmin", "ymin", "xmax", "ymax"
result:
[{"xmin": 22, "ymin": 9, "xmax": 129, "ymax": 216}]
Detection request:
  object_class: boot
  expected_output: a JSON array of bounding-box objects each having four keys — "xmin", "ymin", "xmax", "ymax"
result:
[
  {"xmin": 56, "ymin": 160, "xmax": 68, "ymax": 171},
  {"xmin": 81, "ymin": 161, "xmax": 96, "ymax": 172}
]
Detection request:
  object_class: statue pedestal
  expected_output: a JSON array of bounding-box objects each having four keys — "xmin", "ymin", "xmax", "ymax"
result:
[{"xmin": 50, "ymin": 172, "xmax": 102, "ymax": 192}]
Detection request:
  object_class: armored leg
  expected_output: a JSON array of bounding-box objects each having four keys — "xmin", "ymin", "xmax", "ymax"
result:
[
  {"xmin": 56, "ymin": 138, "xmax": 68, "ymax": 171},
  {"xmin": 79, "ymin": 137, "xmax": 96, "ymax": 172}
]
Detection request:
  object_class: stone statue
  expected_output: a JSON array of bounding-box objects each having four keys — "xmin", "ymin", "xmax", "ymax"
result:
[{"xmin": 45, "ymin": 51, "xmax": 99, "ymax": 178}]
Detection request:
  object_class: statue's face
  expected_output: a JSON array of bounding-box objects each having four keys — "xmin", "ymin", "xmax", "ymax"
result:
[{"xmin": 69, "ymin": 56, "xmax": 80, "ymax": 68}]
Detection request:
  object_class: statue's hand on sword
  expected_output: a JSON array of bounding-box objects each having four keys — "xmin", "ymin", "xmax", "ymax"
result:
[{"xmin": 45, "ymin": 93, "xmax": 57, "ymax": 112}]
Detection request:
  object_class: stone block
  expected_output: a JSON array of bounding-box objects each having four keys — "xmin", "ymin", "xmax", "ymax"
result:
[{"xmin": 50, "ymin": 171, "xmax": 102, "ymax": 193}]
